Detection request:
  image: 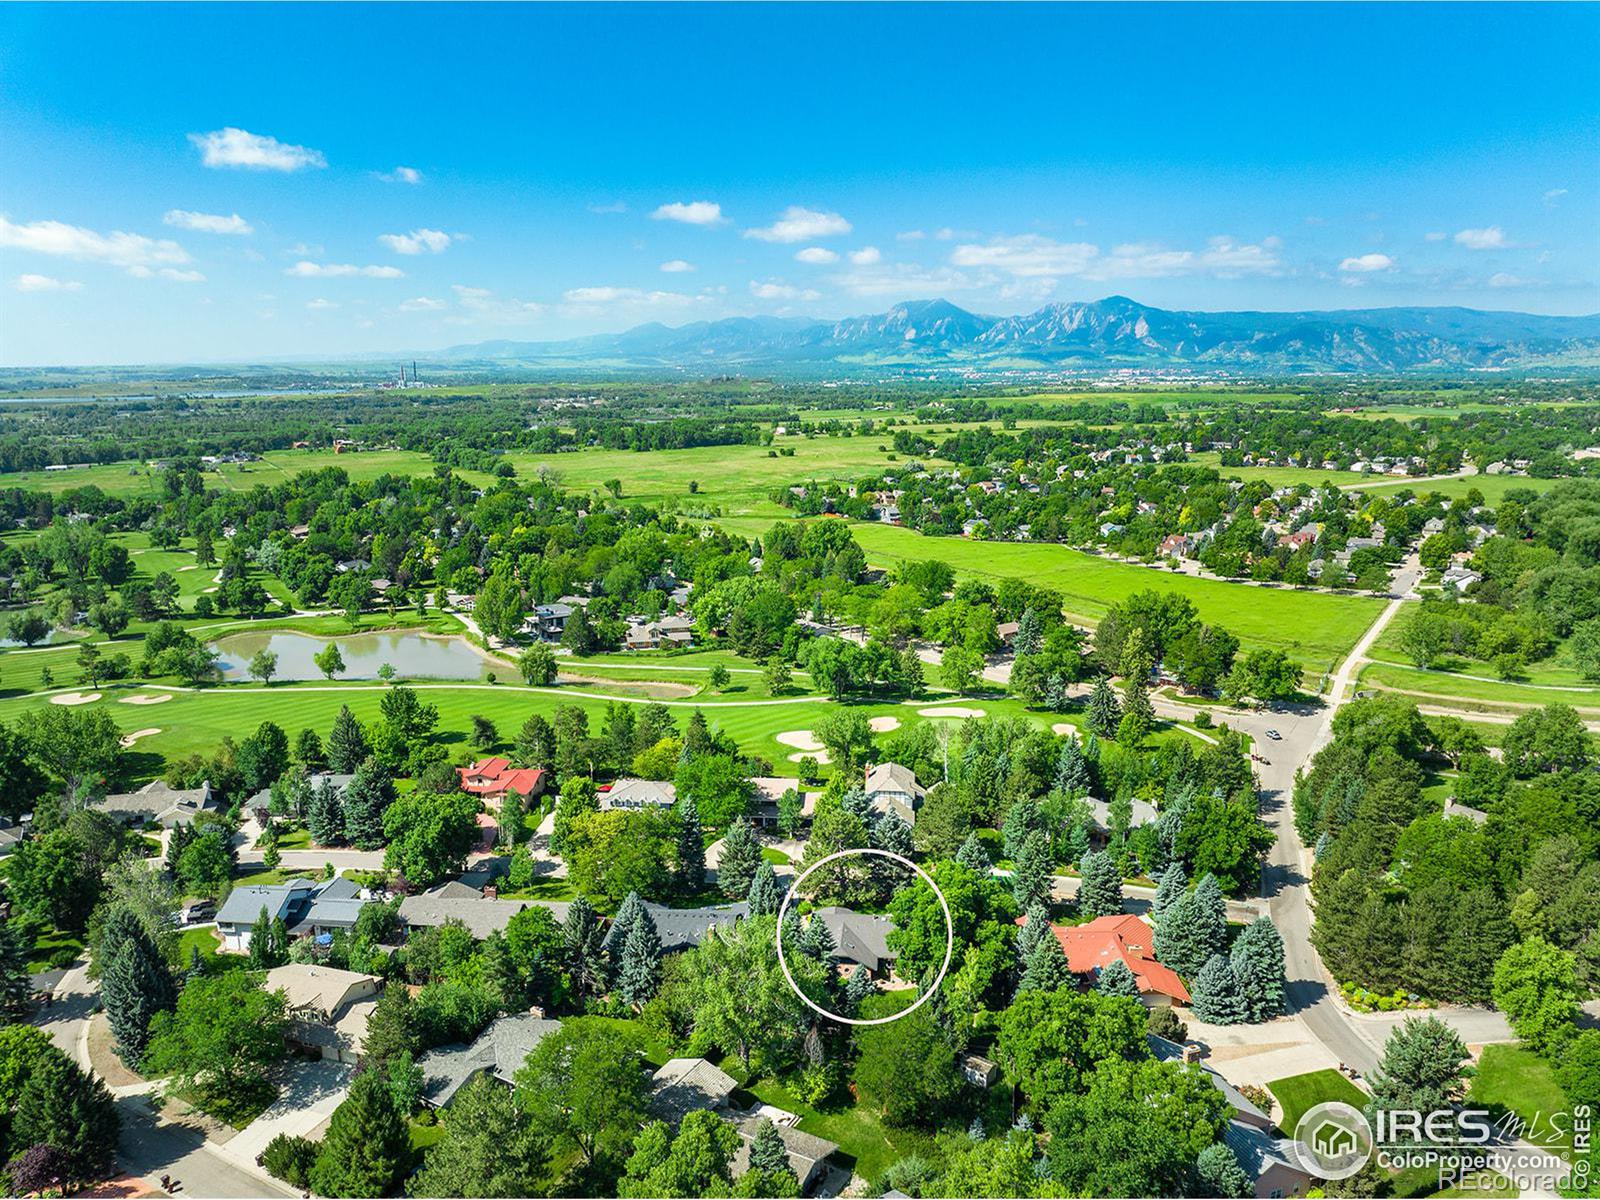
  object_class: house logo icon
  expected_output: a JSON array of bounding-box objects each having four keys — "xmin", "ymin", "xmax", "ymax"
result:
[{"xmin": 1293, "ymin": 1102, "xmax": 1374, "ymax": 1180}]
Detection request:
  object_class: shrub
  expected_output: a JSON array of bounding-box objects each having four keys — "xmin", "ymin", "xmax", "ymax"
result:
[
  {"xmin": 1194, "ymin": 711, "xmax": 1213, "ymax": 729},
  {"xmin": 261, "ymin": 1133, "xmax": 318, "ymax": 1188}
]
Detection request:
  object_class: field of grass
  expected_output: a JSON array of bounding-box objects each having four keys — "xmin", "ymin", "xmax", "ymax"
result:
[
  {"xmin": 1469, "ymin": 1045, "xmax": 1578, "ymax": 1159},
  {"xmin": 1357, "ymin": 661, "xmax": 1600, "ymax": 713},
  {"xmin": 1266, "ymin": 1068, "xmax": 1369, "ymax": 1134},
  {"xmin": 1188, "ymin": 451, "xmax": 1372, "ymax": 490},
  {"xmin": 1357, "ymin": 473, "xmax": 1539, "ymax": 503},
  {"xmin": 730, "ymin": 518, "xmax": 1386, "ymax": 675}
]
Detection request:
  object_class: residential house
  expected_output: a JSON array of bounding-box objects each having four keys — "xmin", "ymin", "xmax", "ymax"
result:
[
  {"xmin": 1021, "ymin": 913, "xmax": 1191, "ymax": 1006},
  {"xmin": 1158, "ymin": 533, "xmax": 1192, "ymax": 558},
  {"xmin": 524, "ymin": 603, "xmax": 573, "ymax": 640},
  {"xmin": 265, "ymin": 963, "xmax": 381, "ymax": 1064},
  {"xmin": 607, "ymin": 901, "xmax": 749, "ymax": 955},
  {"xmin": 94, "ymin": 779, "xmax": 217, "ymax": 829},
  {"xmin": 458, "ymin": 757, "xmax": 547, "ymax": 803},
  {"xmin": 1443, "ymin": 797, "xmax": 1488, "ymax": 825},
  {"xmin": 0, "ymin": 822, "xmax": 25, "ymax": 857},
  {"xmin": 811, "ymin": 907, "xmax": 897, "ymax": 978},
  {"xmin": 418, "ymin": 1012, "xmax": 563, "ymax": 1108},
  {"xmin": 1084, "ymin": 796, "xmax": 1159, "ymax": 845},
  {"xmin": 599, "ymin": 777, "xmax": 677, "ymax": 811},
  {"xmin": 247, "ymin": 771, "xmax": 352, "ymax": 815},
  {"xmin": 863, "ymin": 762, "xmax": 924, "ymax": 826},
  {"xmin": 1441, "ymin": 565, "xmax": 1481, "ymax": 591},
  {"xmin": 749, "ymin": 778, "xmax": 815, "ymax": 829},
  {"xmin": 216, "ymin": 876, "xmax": 367, "ymax": 953},
  {"xmin": 728, "ymin": 1117, "xmax": 841, "ymax": 1196},
  {"xmin": 650, "ymin": 1057, "xmax": 738, "ymax": 1125},
  {"xmin": 398, "ymin": 887, "xmax": 569, "ymax": 940},
  {"xmin": 959, "ymin": 1053, "xmax": 1000, "ymax": 1089}
]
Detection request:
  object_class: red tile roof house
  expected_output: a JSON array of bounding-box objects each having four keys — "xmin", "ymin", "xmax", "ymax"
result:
[
  {"xmin": 1018, "ymin": 913, "xmax": 1191, "ymax": 1007},
  {"xmin": 458, "ymin": 757, "xmax": 547, "ymax": 802}
]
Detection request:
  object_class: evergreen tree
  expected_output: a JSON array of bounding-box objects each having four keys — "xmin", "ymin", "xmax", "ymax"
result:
[
  {"xmin": 0, "ymin": 911, "xmax": 31, "ymax": 1011},
  {"xmin": 248, "ymin": 905, "xmax": 278, "ymax": 968},
  {"xmin": 341, "ymin": 759, "xmax": 394, "ymax": 851},
  {"xmin": 1153, "ymin": 890, "xmax": 1212, "ymax": 978},
  {"xmin": 843, "ymin": 963, "xmax": 875, "ymax": 1010},
  {"xmin": 968, "ymin": 1116, "xmax": 987, "ymax": 1142},
  {"xmin": 1015, "ymin": 608, "xmax": 1043, "ymax": 657},
  {"xmin": 1230, "ymin": 917, "xmax": 1287, "ymax": 1023},
  {"xmin": 513, "ymin": 713, "xmax": 555, "ymax": 772},
  {"xmin": 717, "ymin": 817, "xmax": 762, "ymax": 900},
  {"xmin": 326, "ymin": 705, "xmax": 370, "ymax": 774},
  {"xmin": 361, "ymin": 985, "xmax": 418, "ymax": 1075},
  {"xmin": 955, "ymin": 833, "xmax": 992, "ymax": 873},
  {"xmin": 1192, "ymin": 873, "xmax": 1228, "ymax": 953},
  {"xmin": 780, "ymin": 906, "xmax": 805, "ymax": 957},
  {"xmin": 674, "ymin": 795, "xmax": 706, "ymax": 894},
  {"xmin": 306, "ymin": 774, "xmax": 344, "ymax": 846},
  {"xmin": 748, "ymin": 1116, "xmax": 789, "ymax": 1176},
  {"xmin": 563, "ymin": 895, "xmax": 609, "ymax": 1002},
  {"xmin": 801, "ymin": 916, "xmax": 836, "ymax": 961},
  {"xmin": 1077, "ymin": 848, "xmax": 1123, "ymax": 917},
  {"xmin": 618, "ymin": 912, "xmax": 663, "ymax": 1005},
  {"xmin": 746, "ymin": 861, "xmax": 783, "ymax": 916},
  {"xmin": 1096, "ymin": 958, "xmax": 1142, "ymax": 1000},
  {"xmin": 1017, "ymin": 904, "xmax": 1052, "ymax": 962},
  {"xmin": 98, "ymin": 905, "xmax": 176, "ymax": 1068},
  {"xmin": 12, "ymin": 1052, "xmax": 119, "ymax": 1181},
  {"xmin": 605, "ymin": 890, "xmax": 648, "ymax": 959},
  {"xmin": 1190, "ymin": 954, "xmax": 1247, "ymax": 1024},
  {"xmin": 870, "ymin": 812, "xmax": 914, "ymax": 899},
  {"xmin": 309, "ymin": 1069, "xmax": 412, "ymax": 1198},
  {"xmin": 1365, "ymin": 1016, "xmax": 1469, "ymax": 1139},
  {"xmin": 1011, "ymin": 830, "xmax": 1054, "ymax": 911},
  {"xmin": 1086, "ymin": 678, "xmax": 1122, "ymax": 739},
  {"xmin": 499, "ymin": 787, "xmax": 525, "ymax": 848},
  {"xmin": 1195, "ymin": 1142, "xmax": 1251, "ymax": 1199},
  {"xmin": 1002, "ymin": 796, "xmax": 1043, "ymax": 862},
  {"xmin": 1054, "ymin": 737, "xmax": 1092, "ymax": 796},
  {"xmin": 1152, "ymin": 861, "xmax": 1187, "ymax": 921},
  {"xmin": 1017, "ymin": 927, "xmax": 1074, "ymax": 994}
]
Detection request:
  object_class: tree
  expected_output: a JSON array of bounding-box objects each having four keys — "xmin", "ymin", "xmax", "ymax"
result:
[
  {"xmin": 675, "ymin": 795, "xmax": 706, "ymax": 893},
  {"xmin": 314, "ymin": 642, "xmax": 346, "ymax": 680},
  {"xmin": 1154, "ymin": 874, "xmax": 1226, "ymax": 978},
  {"xmin": 941, "ymin": 645, "xmax": 984, "ymax": 694},
  {"xmin": 1502, "ymin": 704, "xmax": 1591, "ymax": 777},
  {"xmin": 470, "ymin": 714, "xmax": 498, "ymax": 751},
  {"xmin": 18, "ymin": 705, "xmax": 123, "ymax": 806},
  {"xmin": 343, "ymin": 759, "xmax": 395, "ymax": 851},
  {"xmin": 955, "ymin": 833, "xmax": 991, "ymax": 873},
  {"xmin": 747, "ymin": 861, "xmax": 783, "ymax": 916},
  {"xmin": 813, "ymin": 709, "xmax": 875, "ymax": 773},
  {"xmin": 6, "ymin": 610, "xmax": 49, "ymax": 647},
  {"xmin": 1365, "ymin": 1016, "xmax": 1469, "ymax": 1137},
  {"xmin": 514, "ymin": 1018, "xmax": 652, "ymax": 1168},
  {"xmin": 1190, "ymin": 953, "xmax": 1247, "ymax": 1024},
  {"xmin": 618, "ymin": 911, "xmax": 664, "ymax": 1006},
  {"xmin": 76, "ymin": 640, "xmax": 103, "ymax": 686},
  {"xmin": 1195, "ymin": 1142, "xmax": 1252, "ymax": 1199},
  {"xmin": 1011, "ymin": 830, "xmax": 1054, "ymax": 912},
  {"xmin": 383, "ymin": 788, "xmax": 480, "ymax": 889},
  {"xmin": 309, "ymin": 1068, "xmax": 413, "ymax": 1198},
  {"xmin": 1491, "ymin": 936, "xmax": 1581, "ymax": 1053},
  {"xmin": 620, "ymin": 1110, "xmax": 743, "ymax": 1198},
  {"xmin": 98, "ymin": 905, "xmax": 176, "ymax": 1069},
  {"xmin": 237, "ymin": 720, "xmax": 290, "ymax": 793},
  {"xmin": 1096, "ymin": 957, "xmax": 1141, "ymax": 999},
  {"xmin": 249, "ymin": 649, "xmax": 279, "ymax": 686},
  {"xmin": 1223, "ymin": 648, "xmax": 1300, "ymax": 704},
  {"xmin": 145, "ymin": 971, "xmax": 288, "ymax": 1117},
  {"xmin": 474, "ymin": 568, "xmax": 525, "ymax": 644},
  {"xmin": 514, "ymin": 713, "xmax": 555, "ymax": 771},
  {"xmin": 249, "ymin": 905, "xmax": 287, "ymax": 968},
  {"xmin": 0, "ymin": 721, "xmax": 46, "ymax": 825},
  {"xmin": 307, "ymin": 774, "xmax": 345, "ymax": 846},
  {"xmin": 410, "ymin": 1072, "xmax": 550, "ymax": 1198},
  {"xmin": 1152, "ymin": 861, "xmax": 1186, "ymax": 920},
  {"xmin": 994, "ymin": 989, "xmax": 1148, "ymax": 1112},
  {"xmin": 763, "ymin": 658, "xmax": 792, "ymax": 695},
  {"xmin": 8, "ymin": 828, "xmax": 101, "ymax": 932},
  {"xmin": 1077, "ymin": 848, "xmax": 1123, "ymax": 917},
  {"xmin": 717, "ymin": 817, "xmax": 762, "ymax": 900},
  {"xmin": 10, "ymin": 1049, "xmax": 120, "ymax": 1184},
  {"xmin": 562, "ymin": 895, "xmax": 609, "ymax": 1002},
  {"xmin": 327, "ymin": 705, "xmax": 369, "ymax": 773},
  {"xmin": 1086, "ymin": 678, "xmax": 1122, "ymax": 739},
  {"xmin": 1230, "ymin": 917, "xmax": 1287, "ymax": 1022},
  {"xmin": 854, "ymin": 1006, "xmax": 962, "ymax": 1127},
  {"xmin": 1017, "ymin": 928, "xmax": 1074, "ymax": 994},
  {"xmin": 745, "ymin": 1116, "xmax": 799, "ymax": 1196},
  {"xmin": 707, "ymin": 663, "xmax": 731, "ymax": 692},
  {"xmin": 518, "ymin": 643, "xmax": 558, "ymax": 687}
]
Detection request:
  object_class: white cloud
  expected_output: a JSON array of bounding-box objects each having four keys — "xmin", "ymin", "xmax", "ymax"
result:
[
  {"xmin": 1455, "ymin": 226, "xmax": 1508, "ymax": 250},
  {"xmin": 794, "ymin": 246, "xmax": 839, "ymax": 265},
  {"xmin": 1339, "ymin": 253, "xmax": 1395, "ymax": 273},
  {"xmin": 1425, "ymin": 231, "xmax": 1447, "ymax": 242},
  {"xmin": 0, "ymin": 216, "xmax": 190, "ymax": 269},
  {"xmin": 562, "ymin": 286, "xmax": 696, "ymax": 306},
  {"xmin": 157, "ymin": 268, "xmax": 206, "ymax": 283},
  {"xmin": 188, "ymin": 127, "xmax": 326, "ymax": 171},
  {"xmin": 589, "ymin": 201, "xmax": 628, "ymax": 214},
  {"xmin": 659, "ymin": 259, "xmax": 695, "ymax": 273},
  {"xmin": 378, "ymin": 228, "xmax": 452, "ymax": 255},
  {"xmin": 14, "ymin": 274, "xmax": 82, "ymax": 293},
  {"xmin": 832, "ymin": 260, "xmax": 972, "ymax": 299},
  {"xmin": 748, "ymin": 280, "xmax": 821, "ymax": 301},
  {"xmin": 849, "ymin": 246, "xmax": 882, "ymax": 265},
  {"xmin": 163, "ymin": 209, "xmax": 253, "ymax": 235},
  {"xmin": 306, "ymin": 298, "xmax": 337, "ymax": 310},
  {"xmin": 1543, "ymin": 188, "xmax": 1568, "ymax": 206},
  {"xmin": 1488, "ymin": 272, "xmax": 1532, "ymax": 288},
  {"xmin": 379, "ymin": 166, "xmax": 423, "ymax": 185},
  {"xmin": 896, "ymin": 230, "xmax": 926, "ymax": 242},
  {"xmin": 285, "ymin": 261, "xmax": 405, "ymax": 278},
  {"xmin": 950, "ymin": 234, "xmax": 1097, "ymax": 278},
  {"xmin": 399, "ymin": 296, "xmax": 445, "ymax": 311},
  {"xmin": 744, "ymin": 206, "xmax": 851, "ymax": 243},
  {"xmin": 451, "ymin": 284, "xmax": 544, "ymax": 324},
  {"xmin": 651, "ymin": 200, "xmax": 725, "ymax": 226}
]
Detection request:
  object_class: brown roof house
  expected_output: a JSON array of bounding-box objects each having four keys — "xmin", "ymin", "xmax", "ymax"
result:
[
  {"xmin": 862, "ymin": 762, "xmax": 924, "ymax": 826},
  {"xmin": 265, "ymin": 963, "xmax": 381, "ymax": 1064}
]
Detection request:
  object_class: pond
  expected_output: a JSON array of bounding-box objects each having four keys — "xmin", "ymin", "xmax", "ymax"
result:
[{"xmin": 211, "ymin": 630, "xmax": 488, "ymax": 682}]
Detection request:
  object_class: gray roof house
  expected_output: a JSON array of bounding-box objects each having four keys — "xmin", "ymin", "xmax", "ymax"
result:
[
  {"xmin": 216, "ymin": 876, "xmax": 365, "ymax": 953},
  {"xmin": 247, "ymin": 771, "xmax": 353, "ymax": 813},
  {"xmin": 398, "ymin": 888, "xmax": 570, "ymax": 940},
  {"xmin": 418, "ymin": 1012, "xmax": 563, "ymax": 1107},
  {"xmin": 650, "ymin": 1057, "xmax": 738, "ymax": 1125},
  {"xmin": 812, "ymin": 907, "xmax": 897, "ymax": 976},
  {"xmin": 1085, "ymin": 796, "xmax": 1160, "ymax": 837},
  {"xmin": 863, "ymin": 762, "xmax": 924, "ymax": 826},
  {"xmin": 94, "ymin": 779, "xmax": 217, "ymax": 829},
  {"xmin": 599, "ymin": 777, "xmax": 678, "ymax": 811},
  {"xmin": 729, "ymin": 1117, "xmax": 840, "ymax": 1196}
]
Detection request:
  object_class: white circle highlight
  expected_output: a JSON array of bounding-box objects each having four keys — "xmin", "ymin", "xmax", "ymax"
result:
[{"xmin": 775, "ymin": 847, "xmax": 954, "ymax": 1027}]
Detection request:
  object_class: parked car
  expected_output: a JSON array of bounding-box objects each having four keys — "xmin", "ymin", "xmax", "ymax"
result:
[{"xmin": 1265, "ymin": 729, "xmax": 1282, "ymax": 741}]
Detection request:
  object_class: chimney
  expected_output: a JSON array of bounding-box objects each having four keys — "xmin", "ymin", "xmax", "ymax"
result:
[{"xmin": 483, "ymin": 884, "xmax": 498, "ymax": 900}]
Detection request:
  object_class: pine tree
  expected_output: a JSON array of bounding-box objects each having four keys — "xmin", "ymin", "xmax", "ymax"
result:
[
  {"xmin": 1011, "ymin": 830, "xmax": 1054, "ymax": 911},
  {"xmin": 361, "ymin": 985, "xmax": 418, "ymax": 1075},
  {"xmin": 780, "ymin": 906, "xmax": 805, "ymax": 957},
  {"xmin": 1017, "ymin": 904, "xmax": 1052, "ymax": 962},
  {"xmin": 1096, "ymin": 958, "xmax": 1142, "ymax": 999},
  {"xmin": 1002, "ymin": 796, "xmax": 1042, "ymax": 862},
  {"xmin": 1017, "ymin": 928, "xmax": 1074, "ymax": 994},
  {"xmin": 341, "ymin": 759, "xmax": 394, "ymax": 851},
  {"xmin": 562, "ymin": 896, "xmax": 609, "ymax": 1002},
  {"xmin": 309, "ymin": 1069, "xmax": 412, "ymax": 1198},
  {"xmin": 955, "ymin": 833, "xmax": 992, "ymax": 873},
  {"xmin": 1152, "ymin": 861, "xmax": 1187, "ymax": 921},
  {"xmin": 1192, "ymin": 873, "xmax": 1229, "ymax": 954},
  {"xmin": 248, "ymin": 905, "xmax": 277, "ymax": 968},
  {"xmin": 306, "ymin": 775, "xmax": 344, "ymax": 846},
  {"xmin": 1195, "ymin": 1142, "xmax": 1252, "ymax": 1199},
  {"xmin": 326, "ymin": 705, "xmax": 370, "ymax": 774},
  {"xmin": 12, "ymin": 1052, "xmax": 118, "ymax": 1181},
  {"xmin": 513, "ymin": 713, "xmax": 555, "ymax": 771},
  {"xmin": 1054, "ymin": 737, "xmax": 1092, "ymax": 796},
  {"xmin": 605, "ymin": 890, "xmax": 648, "ymax": 959},
  {"xmin": 841, "ymin": 785, "xmax": 873, "ymax": 825},
  {"xmin": 749, "ymin": 1117, "xmax": 789, "ymax": 1176},
  {"xmin": 1086, "ymin": 677, "xmax": 1122, "ymax": 739},
  {"xmin": 1230, "ymin": 917, "xmax": 1287, "ymax": 1022},
  {"xmin": 843, "ymin": 963, "xmax": 875, "ymax": 1010},
  {"xmin": 869, "ymin": 812, "xmax": 914, "ymax": 900},
  {"xmin": 675, "ymin": 796, "xmax": 705, "ymax": 893},
  {"xmin": 98, "ymin": 905, "xmax": 176, "ymax": 1068},
  {"xmin": 1190, "ymin": 953, "xmax": 1247, "ymax": 1024},
  {"xmin": 617, "ymin": 911, "xmax": 662, "ymax": 1005},
  {"xmin": 717, "ymin": 817, "xmax": 762, "ymax": 900},
  {"xmin": 801, "ymin": 916, "xmax": 836, "ymax": 962},
  {"xmin": 1015, "ymin": 608, "xmax": 1042, "ymax": 657},
  {"xmin": 747, "ymin": 861, "xmax": 783, "ymax": 916},
  {"xmin": 1076, "ymin": 848, "xmax": 1123, "ymax": 918},
  {"xmin": 1153, "ymin": 890, "xmax": 1218, "ymax": 978}
]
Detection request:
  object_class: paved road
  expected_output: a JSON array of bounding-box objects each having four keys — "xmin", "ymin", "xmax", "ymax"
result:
[{"xmin": 116, "ymin": 1095, "xmax": 297, "ymax": 1199}]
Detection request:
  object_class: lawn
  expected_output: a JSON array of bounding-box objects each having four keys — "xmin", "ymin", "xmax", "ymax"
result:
[
  {"xmin": 1266, "ymin": 1068, "xmax": 1369, "ymax": 1134},
  {"xmin": 176, "ymin": 925, "xmax": 246, "ymax": 973},
  {"xmin": 1357, "ymin": 662, "xmax": 1600, "ymax": 714},
  {"xmin": 1469, "ymin": 1044, "xmax": 1576, "ymax": 1156}
]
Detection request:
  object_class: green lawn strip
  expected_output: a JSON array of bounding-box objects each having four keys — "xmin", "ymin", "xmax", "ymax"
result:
[
  {"xmin": 1358, "ymin": 662, "xmax": 1600, "ymax": 712},
  {"xmin": 27, "ymin": 925, "xmax": 85, "ymax": 972},
  {"xmin": 1468, "ymin": 1045, "xmax": 1575, "ymax": 1157},
  {"xmin": 1266, "ymin": 1068, "xmax": 1369, "ymax": 1134},
  {"xmin": 176, "ymin": 925, "xmax": 245, "ymax": 973}
]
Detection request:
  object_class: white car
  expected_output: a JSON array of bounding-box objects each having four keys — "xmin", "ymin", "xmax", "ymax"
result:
[{"xmin": 1265, "ymin": 729, "xmax": 1282, "ymax": 740}]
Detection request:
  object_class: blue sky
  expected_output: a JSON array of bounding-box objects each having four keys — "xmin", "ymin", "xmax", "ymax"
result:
[{"xmin": 2, "ymin": 2, "xmax": 1597, "ymax": 365}]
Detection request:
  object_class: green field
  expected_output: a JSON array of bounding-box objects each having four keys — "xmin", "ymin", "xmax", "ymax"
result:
[
  {"xmin": 1357, "ymin": 661, "xmax": 1600, "ymax": 714},
  {"xmin": 1267, "ymin": 1068, "xmax": 1370, "ymax": 1134},
  {"xmin": 1469, "ymin": 1045, "xmax": 1577, "ymax": 1156},
  {"xmin": 721, "ymin": 518, "xmax": 1386, "ymax": 676}
]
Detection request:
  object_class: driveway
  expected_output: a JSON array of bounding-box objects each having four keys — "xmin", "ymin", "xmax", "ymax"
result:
[{"xmin": 217, "ymin": 1058, "xmax": 352, "ymax": 1171}]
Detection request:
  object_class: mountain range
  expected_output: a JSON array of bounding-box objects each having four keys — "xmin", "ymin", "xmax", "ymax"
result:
[{"xmin": 436, "ymin": 296, "xmax": 1600, "ymax": 374}]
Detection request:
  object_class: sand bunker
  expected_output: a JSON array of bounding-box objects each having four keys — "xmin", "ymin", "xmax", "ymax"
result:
[
  {"xmin": 918, "ymin": 706, "xmax": 986, "ymax": 719},
  {"xmin": 120, "ymin": 728, "xmax": 161, "ymax": 748},
  {"xmin": 788, "ymin": 750, "xmax": 832, "ymax": 765},
  {"xmin": 1052, "ymin": 723, "xmax": 1080, "ymax": 738},
  {"xmin": 776, "ymin": 730, "xmax": 825, "ymax": 752},
  {"xmin": 120, "ymin": 693, "xmax": 173, "ymax": 706},
  {"xmin": 868, "ymin": 716, "xmax": 901, "ymax": 733},
  {"xmin": 50, "ymin": 691, "xmax": 102, "ymax": 706}
]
